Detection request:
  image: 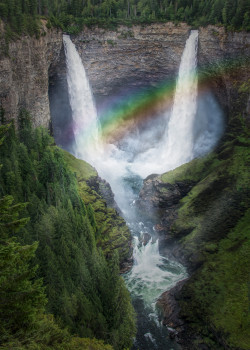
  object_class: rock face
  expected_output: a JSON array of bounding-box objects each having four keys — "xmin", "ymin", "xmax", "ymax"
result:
[
  {"xmin": 0, "ymin": 23, "xmax": 249, "ymax": 131},
  {"xmin": 48, "ymin": 23, "xmax": 249, "ymax": 146},
  {"xmin": 71, "ymin": 24, "xmax": 249, "ymax": 113},
  {"xmin": 198, "ymin": 26, "xmax": 250, "ymax": 115},
  {"xmin": 0, "ymin": 23, "xmax": 62, "ymax": 127},
  {"xmin": 73, "ymin": 23, "xmax": 190, "ymax": 100},
  {"xmin": 137, "ymin": 174, "xmax": 195, "ymax": 244}
]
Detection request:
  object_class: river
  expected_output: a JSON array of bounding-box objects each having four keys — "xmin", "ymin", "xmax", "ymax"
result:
[{"xmin": 61, "ymin": 30, "xmax": 224, "ymax": 349}]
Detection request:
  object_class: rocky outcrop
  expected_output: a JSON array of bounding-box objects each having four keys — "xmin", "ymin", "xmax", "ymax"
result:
[
  {"xmin": 157, "ymin": 280, "xmax": 187, "ymax": 337},
  {"xmin": 0, "ymin": 22, "xmax": 62, "ymax": 127},
  {"xmin": 138, "ymin": 174, "xmax": 194, "ymax": 215}
]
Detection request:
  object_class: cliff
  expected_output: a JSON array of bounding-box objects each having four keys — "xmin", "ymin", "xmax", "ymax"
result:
[
  {"xmin": 49, "ymin": 24, "xmax": 249, "ymax": 146},
  {"xmin": 0, "ymin": 22, "xmax": 62, "ymax": 127},
  {"xmin": 138, "ymin": 81, "xmax": 250, "ymax": 349},
  {"xmin": 71, "ymin": 24, "xmax": 249, "ymax": 114},
  {"xmin": 198, "ymin": 26, "xmax": 250, "ymax": 117},
  {"xmin": 73, "ymin": 23, "xmax": 190, "ymax": 98},
  {"xmin": 1, "ymin": 22, "xmax": 248, "ymax": 137}
]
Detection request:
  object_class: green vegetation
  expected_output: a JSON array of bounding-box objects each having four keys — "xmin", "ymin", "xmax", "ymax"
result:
[
  {"xmin": 0, "ymin": 194, "xmax": 114, "ymax": 350},
  {"xmin": 0, "ymin": 112, "xmax": 136, "ymax": 349},
  {"xmin": 63, "ymin": 151, "xmax": 132, "ymax": 264},
  {"xmin": 161, "ymin": 154, "xmax": 220, "ymax": 185},
  {"xmin": 180, "ymin": 210, "xmax": 250, "ymax": 349},
  {"xmin": 0, "ymin": 0, "xmax": 249, "ymax": 37},
  {"xmin": 159, "ymin": 100, "xmax": 250, "ymax": 347}
]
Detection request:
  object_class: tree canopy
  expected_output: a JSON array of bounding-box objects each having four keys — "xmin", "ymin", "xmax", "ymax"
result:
[
  {"xmin": 0, "ymin": 114, "xmax": 136, "ymax": 349},
  {"xmin": 0, "ymin": 0, "xmax": 249, "ymax": 35}
]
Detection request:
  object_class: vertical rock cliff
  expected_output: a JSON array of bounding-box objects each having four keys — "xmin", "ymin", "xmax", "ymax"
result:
[
  {"xmin": 73, "ymin": 23, "xmax": 190, "ymax": 98},
  {"xmin": 0, "ymin": 23, "xmax": 62, "ymax": 127},
  {"xmin": 199, "ymin": 25, "xmax": 250, "ymax": 116}
]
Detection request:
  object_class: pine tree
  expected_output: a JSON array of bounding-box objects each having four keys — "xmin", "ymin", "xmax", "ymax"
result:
[{"xmin": 0, "ymin": 195, "xmax": 46, "ymax": 344}]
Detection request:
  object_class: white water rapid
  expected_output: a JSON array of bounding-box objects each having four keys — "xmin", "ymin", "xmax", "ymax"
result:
[{"xmin": 63, "ymin": 31, "xmax": 224, "ymax": 349}]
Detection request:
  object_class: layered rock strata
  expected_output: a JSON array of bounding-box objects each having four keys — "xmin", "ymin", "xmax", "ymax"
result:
[
  {"xmin": 73, "ymin": 23, "xmax": 190, "ymax": 98},
  {"xmin": 0, "ymin": 22, "xmax": 62, "ymax": 127}
]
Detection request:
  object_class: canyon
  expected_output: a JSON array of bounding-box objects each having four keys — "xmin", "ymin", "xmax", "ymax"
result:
[
  {"xmin": 0, "ymin": 21, "xmax": 249, "ymax": 350},
  {"xmin": 1, "ymin": 23, "xmax": 249, "ymax": 129}
]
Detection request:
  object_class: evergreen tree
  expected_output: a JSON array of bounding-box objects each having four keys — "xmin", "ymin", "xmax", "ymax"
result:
[
  {"xmin": 0, "ymin": 0, "xmax": 248, "ymax": 33},
  {"xmin": 0, "ymin": 119, "xmax": 136, "ymax": 348}
]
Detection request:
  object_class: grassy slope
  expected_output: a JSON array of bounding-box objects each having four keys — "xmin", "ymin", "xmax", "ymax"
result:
[
  {"xmin": 62, "ymin": 151, "xmax": 131, "ymax": 264},
  {"xmin": 160, "ymin": 125, "xmax": 250, "ymax": 348}
]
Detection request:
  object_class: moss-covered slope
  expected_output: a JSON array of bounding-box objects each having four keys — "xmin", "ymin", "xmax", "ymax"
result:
[
  {"xmin": 63, "ymin": 151, "xmax": 132, "ymax": 269},
  {"xmin": 157, "ymin": 131, "xmax": 249, "ymax": 348},
  {"xmin": 146, "ymin": 100, "xmax": 250, "ymax": 347}
]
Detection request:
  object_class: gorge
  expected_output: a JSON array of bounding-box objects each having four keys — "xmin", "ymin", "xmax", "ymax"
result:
[{"xmin": 0, "ymin": 20, "xmax": 249, "ymax": 350}]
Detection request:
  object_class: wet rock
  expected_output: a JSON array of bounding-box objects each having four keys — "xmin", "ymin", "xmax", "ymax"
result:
[
  {"xmin": 157, "ymin": 279, "xmax": 187, "ymax": 329},
  {"xmin": 139, "ymin": 232, "xmax": 151, "ymax": 246},
  {"xmin": 137, "ymin": 175, "xmax": 195, "ymax": 235},
  {"xmin": 167, "ymin": 327, "xmax": 178, "ymax": 340}
]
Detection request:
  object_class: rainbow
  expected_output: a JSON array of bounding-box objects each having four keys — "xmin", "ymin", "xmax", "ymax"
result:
[
  {"xmin": 99, "ymin": 56, "xmax": 248, "ymax": 140},
  {"xmin": 72, "ymin": 55, "xmax": 249, "ymax": 147}
]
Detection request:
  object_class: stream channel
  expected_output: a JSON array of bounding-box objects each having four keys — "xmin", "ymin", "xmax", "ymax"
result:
[{"xmin": 57, "ymin": 31, "xmax": 225, "ymax": 349}]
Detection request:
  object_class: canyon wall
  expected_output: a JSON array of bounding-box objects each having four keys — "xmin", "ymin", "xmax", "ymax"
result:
[
  {"xmin": 73, "ymin": 22, "xmax": 190, "ymax": 99},
  {"xmin": 0, "ymin": 23, "xmax": 62, "ymax": 127},
  {"xmin": 198, "ymin": 26, "xmax": 250, "ymax": 117},
  {"xmin": 1, "ymin": 22, "xmax": 249, "ymax": 131},
  {"xmin": 72, "ymin": 24, "xmax": 249, "ymax": 114}
]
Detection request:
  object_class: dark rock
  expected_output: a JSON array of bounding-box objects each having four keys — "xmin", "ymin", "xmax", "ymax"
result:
[
  {"xmin": 167, "ymin": 327, "xmax": 178, "ymax": 340},
  {"xmin": 157, "ymin": 279, "xmax": 187, "ymax": 329},
  {"xmin": 137, "ymin": 175, "xmax": 196, "ymax": 236},
  {"xmin": 139, "ymin": 232, "xmax": 151, "ymax": 246}
]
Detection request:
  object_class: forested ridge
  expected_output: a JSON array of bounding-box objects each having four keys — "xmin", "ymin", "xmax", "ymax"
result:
[
  {"xmin": 0, "ymin": 0, "xmax": 249, "ymax": 36},
  {"xmin": 0, "ymin": 111, "xmax": 136, "ymax": 349}
]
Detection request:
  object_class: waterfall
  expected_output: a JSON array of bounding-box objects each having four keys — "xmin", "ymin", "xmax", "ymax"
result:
[
  {"xmin": 129, "ymin": 30, "xmax": 202, "ymax": 176},
  {"xmin": 59, "ymin": 29, "xmax": 224, "ymax": 350},
  {"xmin": 63, "ymin": 34, "xmax": 99, "ymax": 161},
  {"xmin": 164, "ymin": 30, "xmax": 199, "ymax": 166}
]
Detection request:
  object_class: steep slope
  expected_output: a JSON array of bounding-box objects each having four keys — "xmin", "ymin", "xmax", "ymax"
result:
[
  {"xmin": 63, "ymin": 151, "xmax": 133, "ymax": 271},
  {"xmin": 0, "ymin": 119, "xmax": 135, "ymax": 349},
  {"xmin": 139, "ymin": 82, "xmax": 250, "ymax": 349},
  {"xmin": 0, "ymin": 21, "xmax": 62, "ymax": 127}
]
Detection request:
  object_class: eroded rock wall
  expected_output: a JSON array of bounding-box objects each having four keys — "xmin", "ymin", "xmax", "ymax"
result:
[
  {"xmin": 71, "ymin": 24, "xmax": 249, "ymax": 114},
  {"xmin": 199, "ymin": 26, "xmax": 250, "ymax": 117},
  {"xmin": 73, "ymin": 23, "xmax": 190, "ymax": 99},
  {"xmin": 0, "ymin": 23, "xmax": 62, "ymax": 127},
  {"xmin": 0, "ymin": 23, "xmax": 249, "ymax": 130}
]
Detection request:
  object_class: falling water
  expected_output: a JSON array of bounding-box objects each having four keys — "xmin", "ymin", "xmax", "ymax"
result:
[
  {"xmin": 165, "ymin": 30, "xmax": 199, "ymax": 166},
  {"xmin": 62, "ymin": 31, "xmax": 224, "ymax": 349},
  {"xmin": 130, "ymin": 30, "xmax": 201, "ymax": 176},
  {"xmin": 63, "ymin": 34, "xmax": 99, "ymax": 160}
]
